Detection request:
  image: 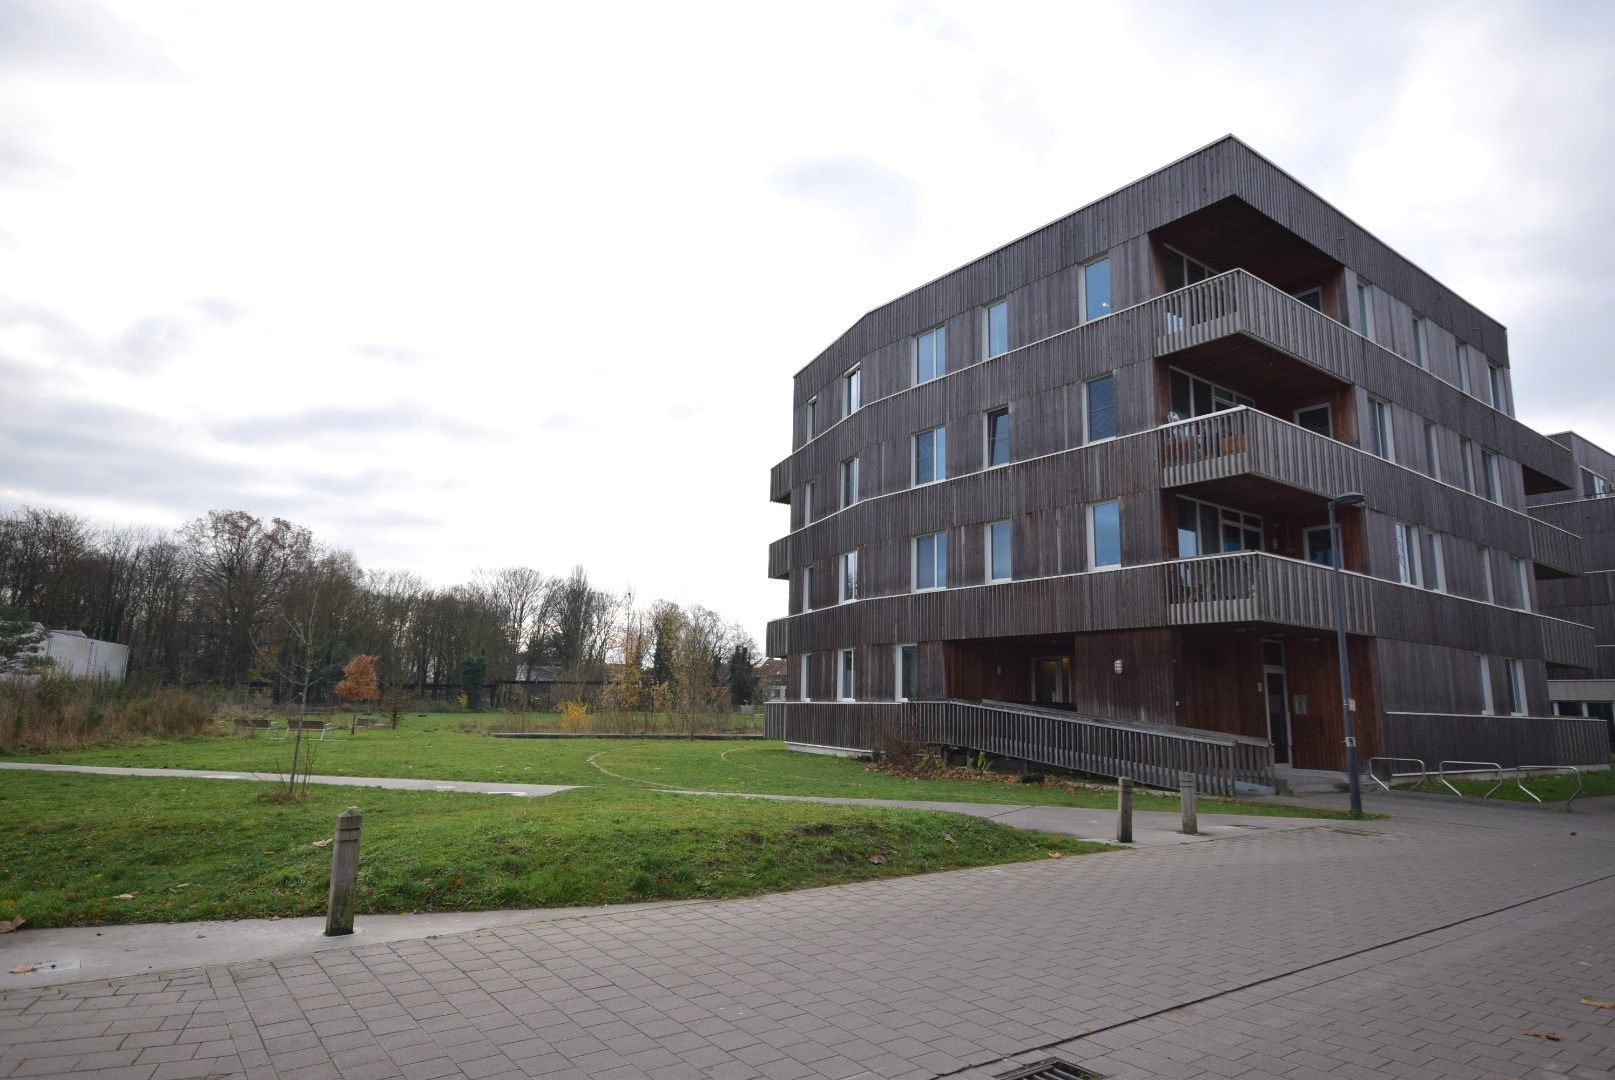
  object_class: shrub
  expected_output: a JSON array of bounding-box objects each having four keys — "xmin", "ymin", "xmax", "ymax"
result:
[
  {"xmin": 0, "ymin": 676, "xmax": 215, "ymax": 752},
  {"xmin": 557, "ymin": 700, "xmax": 589, "ymax": 733}
]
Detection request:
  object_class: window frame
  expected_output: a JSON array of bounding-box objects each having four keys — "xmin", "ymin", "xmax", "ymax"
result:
[
  {"xmin": 1304, "ymin": 524, "xmax": 1336, "ymax": 567},
  {"xmin": 1080, "ymin": 255, "xmax": 1113, "ymax": 322},
  {"xmin": 838, "ymin": 648, "xmax": 856, "ymax": 702},
  {"xmin": 799, "ymin": 654, "xmax": 811, "ymax": 701},
  {"xmin": 1455, "ymin": 342, "xmax": 1473, "ymax": 395},
  {"xmin": 914, "ymin": 324, "xmax": 947, "ymax": 386},
  {"xmin": 1481, "ymin": 449, "xmax": 1501, "ymax": 503},
  {"xmin": 1424, "ymin": 530, "xmax": 1447, "ymax": 593},
  {"xmin": 806, "ymin": 396, "xmax": 818, "ymax": 439},
  {"xmin": 1084, "ymin": 373, "xmax": 1117, "ymax": 443},
  {"xmin": 1479, "ymin": 545, "xmax": 1496, "ymax": 603},
  {"xmin": 1354, "ymin": 278, "xmax": 1376, "ymax": 339},
  {"xmin": 1488, "ymin": 364, "xmax": 1506, "ymax": 412},
  {"xmin": 1422, "ymin": 421, "xmax": 1440, "ymax": 480},
  {"xmin": 911, "ymin": 425, "xmax": 947, "ymax": 487},
  {"xmin": 1175, "ymin": 494, "xmax": 1263, "ymax": 559},
  {"xmin": 1513, "ymin": 556, "xmax": 1531, "ymax": 612},
  {"xmin": 1168, "ymin": 365, "xmax": 1254, "ymax": 421},
  {"xmin": 912, "ymin": 530, "xmax": 949, "ymax": 592},
  {"xmin": 1459, "ymin": 437, "xmax": 1476, "ymax": 493},
  {"xmin": 1411, "ymin": 316, "xmax": 1429, "ymax": 369},
  {"xmin": 986, "ymin": 519, "xmax": 1012, "ymax": 583},
  {"xmin": 1394, "ymin": 521, "xmax": 1423, "ymax": 587},
  {"xmin": 802, "ymin": 480, "xmax": 815, "ymax": 525},
  {"xmin": 895, "ymin": 644, "xmax": 918, "ymax": 702},
  {"xmin": 841, "ymin": 364, "xmax": 862, "ymax": 418},
  {"xmin": 1159, "ymin": 245, "xmax": 1211, "ymax": 293},
  {"xmin": 984, "ymin": 406, "xmax": 1011, "ymax": 469},
  {"xmin": 1477, "ymin": 654, "xmax": 1494, "ymax": 715},
  {"xmin": 839, "ymin": 456, "xmax": 860, "ymax": 509},
  {"xmin": 801, "ymin": 565, "xmax": 813, "ymax": 613},
  {"xmin": 1505, "ymin": 657, "xmax": 1527, "ymax": 716},
  {"xmin": 1294, "ymin": 403, "xmax": 1332, "ymax": 437},
  {"xmin": 983, "ymin": 298, "xmax": 1009, "ymax": 359},
  {"xmin": 1581, "ymin": 467, "xmax": 1609, "ymax": 498},
  {"xmin": 838, "ymin": 550, "xmax": 858, "ymax": 604},
  {"xmin": 1367, "ymin": 397, "xmax": 1395, "ymax": 461},
  {"xmin": 1087, "ymin": 499, "xmax": 1123, "ymax": 570}
]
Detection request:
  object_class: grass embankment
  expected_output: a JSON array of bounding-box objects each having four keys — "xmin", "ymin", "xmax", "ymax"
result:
[
  {"xmin": 1396, "ymin": 766, "xmax": 1615, "ymax": 803},
  {"xmin": 6, "ymin": 712, "xmax": 1356, "ymax": 819},
  {"xmin": 0, "ymin": 772, "xmax": 1104, "ymax": 928}
]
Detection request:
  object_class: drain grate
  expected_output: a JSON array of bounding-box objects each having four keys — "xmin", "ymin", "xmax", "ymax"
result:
[{"xmin": 996, "ymin": 1059, "xmax": 1105, "ymax": 1080}]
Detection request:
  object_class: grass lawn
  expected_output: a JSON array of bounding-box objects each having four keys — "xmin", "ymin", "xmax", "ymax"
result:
[
  {"xmin": 5, "ymin": 712, "xmax": 1356, "ymax": 819},
  {"xmin": 0, "ymin": 772, "xmax": 1107, "ymax": 928},
  {"xmin": 1396, "ymin": 765, "xmax": 1615, "ymax": 804}
]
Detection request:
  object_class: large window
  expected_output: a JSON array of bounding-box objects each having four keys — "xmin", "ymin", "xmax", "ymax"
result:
[
  {"xmin": 987, "ymin": 520, "xmax": 1012, "ymax": 582},
  {"xmin": 896, "ymin": 644, "xmax": 917, "ymax": 701},
  {"xmin": 799, "ymin": 654, "xmax": 810, "ymax": 701},
  {"xmin": 1175, "ymin": 496, "xmax": 1262, "ymax": 558},
  {"xmin": 839, "ymin": 550, "xmax": 858, "ymax": 603},
  {"xmin": 1354, "ymin": 279, "xmax": 1375, "ymax": 338},
  {"xmin": 1411, "ymin": 316, "xmax": 1429, "ymax": 369},
  {"xmin": 913, "ymin": 531, "xmax": 948, "ymax": 591},
  {"xmin": 840, "ymin": 456, "xmax": 860, "ymax": 508},
  {"xmin": 1459, "ymin": 437, "xmax": 1476, "ymax": 492},
  {"xmin": 1088, "ymin": 500, "xmax": 1122, "ymax": 569},
  {"xmin": 985, "ymin": 407, "xmax": 1010, "ymax": 468},
  {"xmin": 802, "ymin": 480, "xmax": 815, "ymax": 524},
  {"xmin": 1085, "ymin": 374, "xmax": 1116, "ymax": 442},
  {"xmin": 1513, "ymin": 556, "xmax": 1531, "ymax": 612},
  {"xmin": 1305, "ymin": 525, "xmax": 1335, "ymax": 567},
  {"xmin": 1423, "ymin": 422, "xmax": 1441, "ymax": 479},
  {"xmin": 1082, "ymin": 256, "xmax": 1112, "ymax": 321},
  {"xmin": 985, "ymin": 300, "xmax": 1009, "ymax": 358},
  {"xmin": 1480, "ymin": 545, "xmax": 1496, "ymax": 603},
  {"xmin": 1367, "ymin": 397, "xmax": 1394, "ymax": 461},
  {"xmin": 1423, "ymin": 531, "xmax": 1447, "ymax": 593},
  {"xmin": 838, "ymin": 648, "xmax": 856, "ymax": 701},
  {"xmin": 915, "ymin": 325, "xmax": 947, "ymax": 385},
  {"xmin": 913, "ymin": 425, "xmax": 947, "ymax": 485},
  {"xmin": 801, "ymin": 566, "xmax": 813, "ymax": 612},
  {"xmin": 1456, "ymin": 342, "xmax": 1473, "ymax": 395},
  {"xmin": 1477, "ymin": 654, "xmax": 1494, "ymax": 715},
  {"xmin": 1160, "ymin": 247, "xmax": 1210, "ymax": 292},
  {"xmin": 1581, "ymin": 468, "xmax": 1609, "ymax": 498},
  {"xmin": 1169, "ymin": 368, "xmax": 1253, "ymax": 421},
  {"xmin": 842, "ymin": 365, "xmax": 862, "ymax": 418},
  {"xmin": 1394, "ymin": 521, "xmax": 1423, "ymax": 586},
  {"xmin": 1505, "ymin": 658, "xmax": 1526, "ymax": 716},
  {"xmin": 1481, "ymin": 449, "xmax": 1501, "ymax": 502},
  {"xmin": 1488, "ymin": 364, "xmax": 1507, "ymax": 411}
]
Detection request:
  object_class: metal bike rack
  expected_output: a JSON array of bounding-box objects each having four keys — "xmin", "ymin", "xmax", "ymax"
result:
[
  {"xmin": 1367, "ymin": 756, "xmax": 1427, "ymax": 794},
  {"xmin": 1436, "ymin": 760, "xmax": 1505, "ymax": 798},
  {"xmin": 1515, "ymin": 765, "xmax": 1583, "ymax": 811}
]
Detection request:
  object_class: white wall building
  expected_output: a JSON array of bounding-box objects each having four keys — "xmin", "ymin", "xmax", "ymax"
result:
[{"xmin": 36, "ymin": 628, "xmax": 130, "ymax": 681}]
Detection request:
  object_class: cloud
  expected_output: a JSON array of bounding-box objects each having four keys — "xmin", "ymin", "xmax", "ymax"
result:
[
  {"xmin": 0, "ymin": 0, "xmax": 177, "ymax": 80},
  {"xmin": 770, "ymin": 156, "xmax": 922, "ymax": 253},
  {"xmin": 354, "ymin": 343, "xmax": 422, "ymax": 366},
  {"xmin": 211, "ymin": 403, "xmax": 490, "ymax": 446}
]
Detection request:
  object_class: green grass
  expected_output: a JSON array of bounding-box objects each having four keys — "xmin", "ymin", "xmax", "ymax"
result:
[
  {"xmin": 1398, "ymin": 765, "xmax": 1615, "ymax": 803},
  {"xmin": 0, "ymin": 772, "xmax": 1106, "ymax": 928},
  {"xmin": 4, "ymin": 712, "xmax": 1355, "ymax": 818}
]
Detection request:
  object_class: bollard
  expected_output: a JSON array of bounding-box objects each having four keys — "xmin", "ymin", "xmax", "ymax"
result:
[
  {"xmin": 1179, "ymin": 772, "xmax": 1198, "ymax": 835},
  {"xmin": 325, "ymin": 808, "xmax": 362, "ymax": 937},
  {"xmin": 1115, "ymin": 777, "xmax": 1134, "ymax": 844}
]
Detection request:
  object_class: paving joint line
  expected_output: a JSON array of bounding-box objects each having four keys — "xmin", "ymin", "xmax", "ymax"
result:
[{"xmin": 932, "ymin": 867, "xmax": 1615, "ymax": 1078}]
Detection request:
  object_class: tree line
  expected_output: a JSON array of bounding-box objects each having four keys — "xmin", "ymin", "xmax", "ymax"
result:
[{"xmin": 0, "ymin": 506, "xmax": 763, "ymax": 708}]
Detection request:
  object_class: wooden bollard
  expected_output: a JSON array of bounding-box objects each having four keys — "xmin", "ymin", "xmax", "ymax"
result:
[
  {"xmin": 1116, "ymin": 777, "xmax": 1134, "ymax": 844},
  {"xmin": 325, "ymin": 808, "xmax": 362, "ymax": 937},
  {"xmin": 1179, "ymin": 772, "xmax": 1198, "ymax": 835}
]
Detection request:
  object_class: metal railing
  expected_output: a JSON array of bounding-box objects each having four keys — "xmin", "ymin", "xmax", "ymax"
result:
[
  {"xmin": 1515, "ymin": 765, "xmax": 1584, "ymax": 810},
  {"xmin": 1366, "ymin": 756, "xmax": 1427, "ymax": 793},
  {"xmin": 1436, "ymin": 760, "xmax": 1505, "ymax": 798}
]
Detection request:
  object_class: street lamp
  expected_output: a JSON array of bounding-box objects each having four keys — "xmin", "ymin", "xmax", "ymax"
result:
[{"xmin": 1328, "ymin": 491, "xmax": 1367, "ymax": 815}]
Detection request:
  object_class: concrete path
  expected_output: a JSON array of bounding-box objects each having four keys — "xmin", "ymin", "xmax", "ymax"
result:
[
  {"xmin": 3, "ymin": 792, "xmax": 1611, "ymax": 1079},
  {"xmin": 0, "ymin": 761, "xmax": 576, "ymax": 798}
]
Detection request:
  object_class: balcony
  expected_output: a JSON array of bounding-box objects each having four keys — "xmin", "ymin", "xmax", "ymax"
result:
[{"xmin": 1163, "ymin": 552, "xmax": 1372, "ymax": 633}]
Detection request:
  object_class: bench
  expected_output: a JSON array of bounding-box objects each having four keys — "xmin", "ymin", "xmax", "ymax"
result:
[
  {"xmin": 285, "ymin": 718, "xmax": 335, "ymax": 740},
  {"xmin": 226, "ymin": 717, "xmax": 287, "ymax": 739}
]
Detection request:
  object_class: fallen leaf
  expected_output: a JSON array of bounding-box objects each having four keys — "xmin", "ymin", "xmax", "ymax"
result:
[
  {"xmin": 868, "ymin": 854, "xmax": 887, "ymax": 865},
  {"xmin": 9, "ymin": 964, "xmax": 38, "ymax": 975},
  {"xmin": 169, "ymin": 883, "xmax": 190, "ymax": 891},
  {"xmin": 0, "ymin": 916, "xmax": 23, "ymax": 934},
  {"xmin": 940, "ymin": 833, "xmax": 956, "ymax": 845},
  {"xmin": 1048, "ymin": 851, "xmax": 1066, "ymax": 859},
  {"xmin": 1522, "ymin": 1029, "xmax": 1561, "ymax": 1042},
  {"xmin": 1581, "ymin": 996, "xmax": 1615, "ymax": 1011},
  {"xmin": 312, "ymin": 839, "xmax": 332, "ymax": 848},
  {"xmin": 113, "ymin": 893, "xmax": 135, "ymax": 900}
]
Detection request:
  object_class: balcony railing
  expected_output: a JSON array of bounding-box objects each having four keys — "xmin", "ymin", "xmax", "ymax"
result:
[
  {"xmin": 1527, "ymin": 515, "xmax": 1582, "ymax": 577},
  {"xmin": 1158, "ymin": 406, "xmax": 1361, "ymax": 496},
  {"xmin": 1163, "ymin": 552, "xmax": 1374, "ymax": 634}
]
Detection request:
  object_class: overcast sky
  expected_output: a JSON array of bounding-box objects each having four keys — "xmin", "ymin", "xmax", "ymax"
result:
[{"xmin": 2, "ymin": 0, "xmax": 1613, "ymax": 645}]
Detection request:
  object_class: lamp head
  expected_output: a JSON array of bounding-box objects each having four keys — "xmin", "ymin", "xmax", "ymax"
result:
[{"xmin": 1330, "ymin": 491, "xmax": 1367, "ymax": 509}]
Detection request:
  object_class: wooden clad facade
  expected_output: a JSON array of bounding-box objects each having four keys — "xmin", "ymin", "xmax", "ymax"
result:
[{"xmin": 769, "ymin": 136, "xmax": 1600, "ymax": 773}]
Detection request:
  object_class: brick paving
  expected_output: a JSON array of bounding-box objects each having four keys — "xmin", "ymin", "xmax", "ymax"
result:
[{"xmin": 3, "ymin": 795, "xmax": 1612, "ymax": 1079}]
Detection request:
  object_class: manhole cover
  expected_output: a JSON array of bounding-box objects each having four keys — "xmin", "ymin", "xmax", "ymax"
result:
[{"xmin": 997, "ymin": 1059, "xmax": 1105, "ymax": 1080}]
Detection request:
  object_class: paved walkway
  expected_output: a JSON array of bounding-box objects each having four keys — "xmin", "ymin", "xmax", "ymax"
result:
[
  {"xmin": 2, "ymin": 792, "xmax": 1611, "ymax": 1079},
  {"xmin": 0, "ymin": 762, "xmax": 577, "ymax": 798}
]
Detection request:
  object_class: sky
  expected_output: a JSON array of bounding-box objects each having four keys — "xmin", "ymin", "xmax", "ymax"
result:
[{"xmin": 2, "ymin": 0, "xmax": 1613, "ymax": 646}]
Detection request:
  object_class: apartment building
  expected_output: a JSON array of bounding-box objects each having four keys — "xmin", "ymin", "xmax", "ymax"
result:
[{"xmin": 765, "ymin": 137, "xmax": 1607, "ymax": 781}]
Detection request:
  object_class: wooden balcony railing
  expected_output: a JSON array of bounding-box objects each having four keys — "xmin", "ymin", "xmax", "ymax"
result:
[
  {"xmin": 1158, "ymin": 406, "xmax": 1362, "ymax": 497},
  {"xmin": 1527, "ymin": 515, "xmax": 1582, "ymax": 577},
  {"xmin": 1163, "ymin": 552, "xmax": 1374, "ymax": 635}
]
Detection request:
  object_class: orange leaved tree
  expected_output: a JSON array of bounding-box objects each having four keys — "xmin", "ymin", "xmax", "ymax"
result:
[{"xmin": 334, "ymin": 654, "xmax": 380, "ymax": 709}]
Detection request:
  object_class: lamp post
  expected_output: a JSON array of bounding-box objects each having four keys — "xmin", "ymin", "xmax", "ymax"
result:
[{"xmin": 1328, "ymin": 491, "xmax": 1367, "ymax": 815}]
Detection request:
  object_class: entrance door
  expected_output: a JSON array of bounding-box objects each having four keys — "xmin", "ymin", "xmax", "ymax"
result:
[
  {"xmin": 1032, "ymin": 657, "xmax": 1070, "ymax": 704},
  {"xmin": 1262, "ymin": 640, "xmax": 1292, "ymax": 764}
]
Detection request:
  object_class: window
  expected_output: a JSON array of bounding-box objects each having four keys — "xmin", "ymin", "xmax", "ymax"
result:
[
  {"xmin": 1354, "ymin": 279, "xmax": 1375, "ymax": 338},
  {"xmin": 1175, "ymin": 495, "xmax": 1262, "ymax": 557},
  {"xmin": 1367, "ymin": 397, "xmax": 1394, "ymax": 461},
  {"xmin": 802, "ymin": 480, "xmax": 815, "ymax": 524},
  {"xmin": 913, "ymin": 426, "xmax": 947, "ymax": 485},
  {"xmin": 1488, "ymin": 364, "xmax": 1506, "ymax": 411},
  {"xmin": 1477, "ymin": 655, "xmax": 1494, "ymax": 715},
  {"xmin": 840, "ymin": 456, "xmax": 860, "ymax": 508},
  {"xmin": 839, "ymin": 551, "xmax": 858, "ymax": 603},
  {"xmin": 1581, "ymin": 468, "xmax": 1608, "ymax": 498},
  {"xmin": 1082, "ymin": 256, "xmax": 1112, "ymax": 321},
  {"xmin": 842, "ymin": 365, "xmax": 862, "ymax": 417},
  {"xmin": 799, "ymin": 654, "xmax": 810, "ymax": 701},
  {"xmin": 1422, "ymin": 422, "xmax": 1440, "ymax": 479},
  {"xmin": 1169, "ymin": 368, "xmax": 1254, "ymax": 420},
  {"xmin": 1295, "ymin": 404, "xmax": 1332, "ymax": 437},
  {"xmin": 987, "ymin": 520, "xmax": 1012, "ymax": 582},
  {"xmin": 1411, "ymin": 316, "xmax": 1429, "ymax": 368},
  {"xmin": 1455, "ymin": 342, "xmax": 1472, "ymax": 395},
  {"xmin": 896, "ymin": 644, "xmax": 917, "ymax": 701},
  {"xmin": 984, "ymin": 300, "xmax": 1009, "ymax": 358},
  {"xmin": 1085, "ymin": 374, "xmax": 1116, "ymax": 442},
  {"xmin": 913, "ymin": 531, "xmax": 948, "ymax": 591},
  {"xmin": 1459, "ymin": 437, "xmax": 1476, "ymax": 492},
  {"xmin": 1423, "ymin": 531, "xmax": 1446, "ymax": 593},
  {"xmin": 1088, "ymin": 500, "xmax": 1122, "ymax": 569},
  {"xmin": 1160, "ymin": 247, "xmax": 1211, "ymax": 291},
  {"xmin": 838, "ymin": 648, "xmax": 856, "ymax": 701},
  {"xmin": 915, "ymin": 325, "xmax": 947, "ymax": 385},
  {"xmin": 1394, "ymin": 521, "xmax": 1423, "ymax": 586},
  {"xmin": 1479, "ymin": 546, "xmax": 1496, "ymax": 603},
  {"xmin": 985, "ymin": 407, "xmax": 1010, "ymax": 468},
  {"xmin": 1513, "ymin": 556, "xmax": 1531, "ymax": 612},
  {"xmin": 1481, "ymin": 449, "xmax": 1501, "ymax": 503},
  {"xmin": 806, "ymin": 396, "xmax": 818, "ymax": 439},
  {"xmin": 1294, "ymin": 288, "xmax": 1323, "ymax": 311},
  {"xmin": 801, "ymin": 566, "xmax": 813, "ymax": 612},
  {"xmin": 1505, "ymin": 658, "xmax": 1526, "ymax": 716},
  {"xmin": 1305, "ymin": 525, "xmax": 1335, "ymax": 567}
]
